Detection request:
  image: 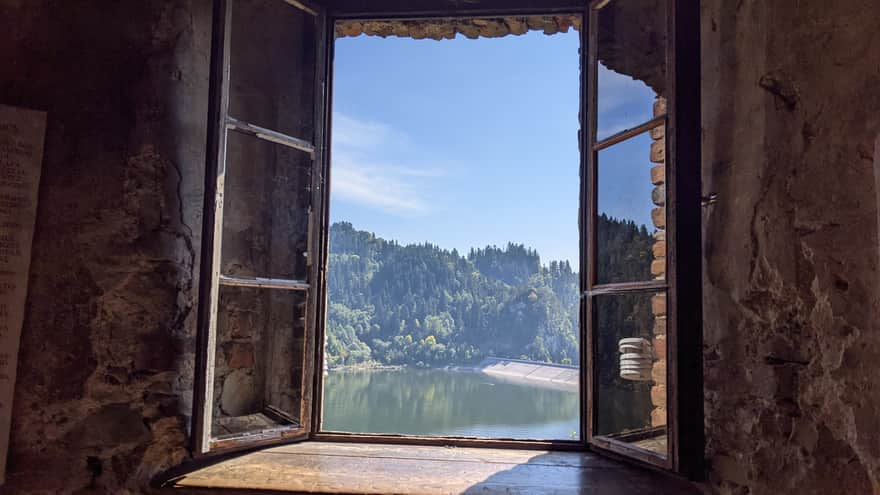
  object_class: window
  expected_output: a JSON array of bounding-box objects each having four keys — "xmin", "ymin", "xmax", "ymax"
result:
[
  {"xmin": 583, "ymin": 0, "xmax": 702, "ymax": 475},
  {"xmin": 191, "ymin": 0, "xmax": 328, "ymax": 454},
  {"xmin": 192, "ymin": 0, "xmax": 701, "ymax": 478},
  {"xmin": 319, "ymin": 24, "xmax": 581, "ymax": 442}
]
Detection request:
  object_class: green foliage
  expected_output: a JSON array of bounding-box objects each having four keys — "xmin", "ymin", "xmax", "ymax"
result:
[{"xmin": 326, "ymin": 218, "xmax": 653, "ymax": 371}]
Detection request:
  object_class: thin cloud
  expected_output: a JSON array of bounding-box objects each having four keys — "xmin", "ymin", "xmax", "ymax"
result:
[
  {"xmin": 596, "ymin": 63, "xmax": 656, "ymax": 138},
  {"xmin": 331, "ymin": 113, "xmax": 448, "ymax": 217},
  {"xmin": 331, "ymin": 151, "xmax": 430, "ymax": 216},
  {"xmin": 333, "ymin": 113, "xmax": 407, "ymax": 150}
]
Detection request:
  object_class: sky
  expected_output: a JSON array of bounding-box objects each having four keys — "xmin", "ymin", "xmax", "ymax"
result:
[{"xmin": 329, "ymin": 29, "xmax": 658, "ymax": 268}]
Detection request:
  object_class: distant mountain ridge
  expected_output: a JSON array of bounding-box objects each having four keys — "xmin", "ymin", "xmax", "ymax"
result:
[{"xmin": 326, "ymin": 217, "xmax": 652, "ymax": 369}]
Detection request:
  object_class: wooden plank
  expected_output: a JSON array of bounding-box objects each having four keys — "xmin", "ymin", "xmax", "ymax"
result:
[
  {"xmin": 219, "ymin": 274, "xmax": 309, "ymax": 291},
  {"xmin": 169, "ymin": 442, "xmax": 699, "ymax": 494},
  {"xmin": 592, "ymin": 116, "xmax": 666, "ymax": 152},
  {"xmin": 586, "ymin": 280, "xmax": 668, "ymax": 296},
  {"xmin": 309, "ymin": 8, "xmax": 335, "ymax": 437},
  {"xmin": 584, "ymin": 0, "xmax": 599, "ymax": 450},
  {"xmin": 284, "ymin": 0, "xmax": 320, "ymax": 16},
  {"xmin": 306, "ymin": 4, "xmax": 332, "ymax": 439},
  {"xmin": 591, "ymin": 436, "xmax": 669, "ymax": 469},
  {"xmin": 669, "ymin": 0, "xmax": 704, "ymax": 480},
  {"xmin": 226, "ymin": 117, "xmax": 316, "ymax": 157},
  {"xmin": 193, "ymin": 0, "xmax": 233, "ymax": 457},
  {"xmin": 577, "ymin": 2, "xmax": 590, "ymax": 452},
  {"xmin": 266, "ymin": 442, "xmax": 619, "ymax": 468},
  {"xmin": 312, "ymin": 432, "xmax": 581, "ymax": 451}
]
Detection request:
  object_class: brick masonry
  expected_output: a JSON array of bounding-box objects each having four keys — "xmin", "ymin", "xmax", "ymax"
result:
[{"xmin": 650, "ymin": 97, "xmax": 667, "ymax": 428}]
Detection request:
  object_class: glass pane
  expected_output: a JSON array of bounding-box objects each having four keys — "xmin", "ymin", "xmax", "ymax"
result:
[
  {"xmin": 596, "ymin": 0, "xmax": 667, "ymax": 141},
  {"xmin": 221, "ymin": 130, "xmax": 311, "ymax": 281},
  {"xmin": 595, "ymin": 291, "xmax": 667, "ymax": 456},
  {"xmin": 211, "ymin": 286, "xmax": 307, "ymax": 441},
  {"xmin": 229, "ymin": 0, "xmax": 317, "ymax": 140},
  {"xmin": 597, "ymin": 129, "xmax": 666, "ymax": 284}
]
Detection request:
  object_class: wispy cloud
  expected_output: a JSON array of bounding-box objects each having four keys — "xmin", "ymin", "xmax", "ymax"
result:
[
  {"xmin": 332, "ymin": 151, "xmax": 431, "ymax": 216},
  {"xmin": 331, "ymin": 113, "xmax": 447, "ymax": 217},
  {"xmin": 596, "ymin": 63, "xmax": 656, "ymax": 138},
  {"xmin": 333, "ymin": 113, "xmax": 404, "ymax": 150}
]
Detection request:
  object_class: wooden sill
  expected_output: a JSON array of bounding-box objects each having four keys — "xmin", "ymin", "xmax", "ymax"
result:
[{"xmin": 164, "ymin": 441, "xmax": 699, "ymax": 494}]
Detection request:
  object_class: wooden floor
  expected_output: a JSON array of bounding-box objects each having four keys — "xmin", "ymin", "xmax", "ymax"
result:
[{"xmin": 169, "ymin": 442, "xmax": 698, "ymax": 494}]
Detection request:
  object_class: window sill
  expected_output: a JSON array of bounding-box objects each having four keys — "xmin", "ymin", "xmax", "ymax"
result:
[{"xmin": 164, "ymin": 441, "xmax": 698, "ymax": 494}]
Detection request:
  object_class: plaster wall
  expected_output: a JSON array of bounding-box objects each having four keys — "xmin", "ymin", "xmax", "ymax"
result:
[
  {"xmin": 0, "ymin": 1, "xmax": 210, "ymax": 492},
  {"xmin": 701, "ymin": 1, "xmax": 880, "ymax": 493}
]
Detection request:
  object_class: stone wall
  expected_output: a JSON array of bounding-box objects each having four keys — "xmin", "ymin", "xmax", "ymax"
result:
[
  {"xmin": 0, "ymin": 1, "xmax": 211, "ymax": 493},
  {"xmin": 336, "ymin": 16, "xmax": 581, "ymax": 40},
  {"xmin": 649, "ymin": 97, "xmax": 667, "ymax": 429},
  {"xmin": 701, "ymin": 0, "xmax": 880, "ymax": 493},
  {"xmin": 0, "ymin": 1, "xmax": 877, "ymax": 494}
]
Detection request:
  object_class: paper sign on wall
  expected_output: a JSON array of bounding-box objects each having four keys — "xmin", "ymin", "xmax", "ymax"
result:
[{"xmin": 0, "ymin": 104, "xmax": 46, "ymax": 485}]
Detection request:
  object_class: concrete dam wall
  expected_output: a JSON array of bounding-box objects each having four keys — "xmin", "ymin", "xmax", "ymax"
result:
[{"xmin": 477, "ymin": 357, "xmax": 579, "ymax": 391}]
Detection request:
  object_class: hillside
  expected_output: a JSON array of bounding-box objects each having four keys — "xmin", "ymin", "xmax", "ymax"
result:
[{"xmin": 326, "ymin": 216, "xmax": 653, "ymax": 370}]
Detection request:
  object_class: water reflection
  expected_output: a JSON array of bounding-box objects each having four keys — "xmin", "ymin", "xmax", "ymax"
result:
[{"xmin": 322, "ymin": 369, "xmax": 579, "ymax": 440}]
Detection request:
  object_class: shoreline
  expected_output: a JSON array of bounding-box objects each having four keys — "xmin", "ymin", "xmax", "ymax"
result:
[
  {"xmin": 327, "ymin": 359, "xmax": 580, "ymax": 392},
  {"xmin": 327, "ymin": 362, "xmax": 405, "ymax": 373}
]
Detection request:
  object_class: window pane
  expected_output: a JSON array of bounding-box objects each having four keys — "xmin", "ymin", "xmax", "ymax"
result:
[
  {"xmin": 221, "ymin": 130, "xmax": 311, "ymax": 281},
  {"xmin": 211, "ymin": 285, "xmax": 307, "ymax": 441},
  {"xmin": 596, "ymin": 0, "xmax": 667, "ymax": 141},
  {"xmin": 597, "ymin": 129, "xmax": 666, "ymax": 284},
  {"xmin": 229, "ymin": 0, "xmax": 317, "ymax": 140},
  {"xmin": 595, "ymin": 291, "xmax": 667, "ymax": 456}
]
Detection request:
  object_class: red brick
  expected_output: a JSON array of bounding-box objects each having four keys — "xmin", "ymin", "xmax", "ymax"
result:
[
  {"xmin": 651, "ymin": 165, "xmax": 665, "ymax": 185},
  {"xmin": 227, "ymin": 343, "xmax": 254, "ymax": 369},
  {"xmin": 651, "ymin": 207, "xmax": 666, "ymax": 229},
  {"xmin": 651, "ymin": 293, "xmax": 667, "ymax": 317}
]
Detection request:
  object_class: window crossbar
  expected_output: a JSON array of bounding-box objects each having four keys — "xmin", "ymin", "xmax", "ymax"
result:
[
  {"xmin": 226, "ymin": 117, "xmax": 316, "ymax": 157},
  {"xmin": 219, "ymin": 274, "xmax": 310, "ymax": 291},
  {"xmin": 593, "ymin": 115, "xmax": 666, "ymax": 152}
]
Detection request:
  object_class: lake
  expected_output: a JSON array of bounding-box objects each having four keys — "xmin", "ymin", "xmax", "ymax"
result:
[{"xmin": 320, "ymin": 368, "xmax": 580, "ymax": 440}]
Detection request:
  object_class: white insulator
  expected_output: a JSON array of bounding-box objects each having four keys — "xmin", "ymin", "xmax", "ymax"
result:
[{"xmin": 618, "ymin": 337, "xmax": 655, "ymax": 381}]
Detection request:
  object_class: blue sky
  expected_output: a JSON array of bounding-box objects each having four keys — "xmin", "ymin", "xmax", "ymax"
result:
[{"xmin": 329, "ymin": 30, "xmax": 658, "ymax": 268}]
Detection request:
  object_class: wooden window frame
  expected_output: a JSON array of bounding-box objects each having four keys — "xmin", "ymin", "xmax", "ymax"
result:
[
  {"xmin": 193, "ymin": 0, "xmax": 702, "ymax": 479},
  {"xmin": 310, "ymin": 2, "xmax": 588, "ymax": 453},
  {"xmin": 192, "ymin": 0, "xmax": 330, "ymax": 457},
  {"xmin": 581, "ymin": 0, "xmax": 703, "ymax": 478}
]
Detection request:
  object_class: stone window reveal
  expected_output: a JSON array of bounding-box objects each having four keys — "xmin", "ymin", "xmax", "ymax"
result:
[{"xmin": 192, "ymin": 0, "xmax": 702, "ymax": 479}]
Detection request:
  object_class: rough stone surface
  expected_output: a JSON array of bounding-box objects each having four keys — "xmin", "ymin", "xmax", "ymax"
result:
[
  {"xmin": 219, "ymin": 370, "xmax": 258, "ymax": 417},
  {"xmin": 0, "ymin": 1, "xmax": 209, "ymax": 493},
  {"xmin": 701, "ymin": 0, "xmax": 880, "ymax": 493},
  {"xmin": 651, "ymin": 165, "xmax": 666, "ymax": 185},
  {"xmin": 651, "ymin": 207, "xmax": 666, "ymax": 229},
  {"xmin": 336, "ymin": 15, "xmax": 578, "ymax": 41},
  {"xmin": 0, "ymin": 0, "xmax": 877, "ymax": 494},
  {"xmin": 226, "ymin": 343, "xmax": 255, "ymax": 369}
]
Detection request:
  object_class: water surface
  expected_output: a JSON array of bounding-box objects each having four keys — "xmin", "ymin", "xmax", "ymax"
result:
[{"xmin": 321, "ymin": 368, "xmax": 580, "ymax": 440}]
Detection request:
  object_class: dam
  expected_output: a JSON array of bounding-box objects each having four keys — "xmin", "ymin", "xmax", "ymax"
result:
[{"xmin": 477, "ymin": 357, "xmax": 579, "ymax": 390}]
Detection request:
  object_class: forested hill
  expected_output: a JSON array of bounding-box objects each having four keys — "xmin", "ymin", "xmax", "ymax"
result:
[{"xmin": 326, "ymin": 218, "xmax": 652, "ymax": 368}]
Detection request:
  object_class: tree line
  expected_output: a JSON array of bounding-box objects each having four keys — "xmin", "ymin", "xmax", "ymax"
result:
[{"xmin": 326, "ymin": 216, "xmax": 655, "ymax": 373}]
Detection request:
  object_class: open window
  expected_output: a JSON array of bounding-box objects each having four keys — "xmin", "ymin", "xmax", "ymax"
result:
[
  {"xmin": 193, "ymin": 0, "xmax": 701, "ymax": 478},
  {"xmin": 583, "ymin": 0, "xmax": 702, "ymax": 476},
  {"xmin": 192, "ymin": 0, "xmax": 330, "ymax": 455}
]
